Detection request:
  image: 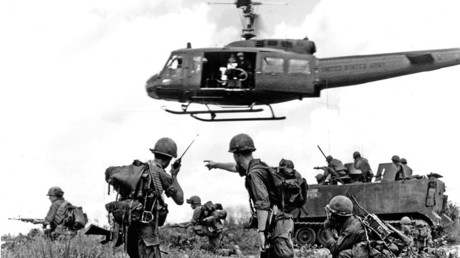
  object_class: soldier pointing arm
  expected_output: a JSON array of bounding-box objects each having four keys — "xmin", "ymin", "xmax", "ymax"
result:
[{"xmin": 206, "ymin": 133, "xmax": 295, "ymax": 258}]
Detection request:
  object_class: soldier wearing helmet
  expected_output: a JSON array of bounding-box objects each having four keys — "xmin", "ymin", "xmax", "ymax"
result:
[
  {"xmin": 392, "ymin": 155, "xmax": 406, "ymax": 181},
  {"xmin": 353, "ymin": 151, "xmax": 374, "ymax": 183},
  {"xmin": 314, "ymin": 155, "xmax": 349, "ymax": 185},
  {"xmin": 204, "ymin": 133, "xmax": 295, "ymax": 258},
  {"xmin": 323, "ymin": 195, "xmax": 367, "ymax": 258},
  {"xmin": 124, "ymin": 137, "xmax": 184, "ymax": 258},
  {"xmin": 33, "ymin": 186, "xmax": 73, "ymax": 238},
  {"xmin": 400, "ymin": 216, "xmax": 413, "ymax": 236},
  {"xmin": 172, "ymin": 196, "xmax": 226, "ymax": 252},
  {"xmin": 400, "ymin": 158, "xmax": 413, "ymax": 177}
]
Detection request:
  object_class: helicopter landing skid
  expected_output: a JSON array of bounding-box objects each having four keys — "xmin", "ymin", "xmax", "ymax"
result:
[{"xmin": 162, "ymin": 104, "xmax": 285, "ymax": 122}]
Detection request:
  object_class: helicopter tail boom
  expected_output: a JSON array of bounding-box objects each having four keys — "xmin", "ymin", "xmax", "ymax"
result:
[{"xmin": 315, "ymin": 48, "xmax": 460, "ymax": 89}]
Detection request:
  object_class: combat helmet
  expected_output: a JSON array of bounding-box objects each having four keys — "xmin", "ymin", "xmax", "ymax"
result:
[
  {"xmin": 150, "ymin": 137, "xmax": 177, "ymax": 158},
  {"xmin": 47, "ymin": 186, "xmax": 64, "ymax": 197},
  {"xmin": 353, "ymin": 151, "xmax": 361, "ymax": 159},
  {"xmin": 400, "ymin": 158, "xmax": 407, "ymax": 165},
  {"xmin": 400, "ymin": 216, "xmax": 412, "ymax": 225},
  {"xmin": 186, "ymin": 195, "xmax": 201, "ymax": 205},
  {"xmin": 326, "ymin": 195, "xmax": 353, "ymax": 216},
  {"xmin": 391, "ymin": 155, "xmax": 400, "ymax": 163},
  {"xmin": 228, "ymin": 133, "xmax": 256, "ymax": 153},
  {"xmin": 279, "ymin": 159, "xmax": 294, "ymax": 169}
]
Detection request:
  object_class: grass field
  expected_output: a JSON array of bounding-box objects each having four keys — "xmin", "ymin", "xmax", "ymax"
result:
[
  {"xmin": 3, "ymin": 218, "xmax": 460, "ymax": 257},
  {"xmin": 1, "ymin": 222, "xmax": 261, "ymax": 258}
]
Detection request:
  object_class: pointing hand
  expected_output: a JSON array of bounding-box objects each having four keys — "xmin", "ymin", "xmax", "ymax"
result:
[{"xmin": 203, "ymin": 160, "xmax": 216, "ymax": 170}]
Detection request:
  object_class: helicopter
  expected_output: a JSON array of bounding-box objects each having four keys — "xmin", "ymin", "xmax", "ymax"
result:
[{"xmin": 145, "ymin": 0, "xmax": 460, "ymax": 122}]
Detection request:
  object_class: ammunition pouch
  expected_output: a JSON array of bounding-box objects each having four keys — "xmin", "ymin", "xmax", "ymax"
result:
[
  {"xmin": 245, "ymin": 213, "xmax": 258, "ymax": 229},
  {"xmin": 157, "ymin": 203, "xmax": 168, "ymax": 227},
  {"xmin": 105, "ymin": 199, "xmax": 143, "ymax": 224}
]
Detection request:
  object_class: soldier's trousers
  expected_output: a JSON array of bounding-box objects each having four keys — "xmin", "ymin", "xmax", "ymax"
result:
[{"xmin": 127, "ymin": 225, "xmax": 162, "ymax": 258}]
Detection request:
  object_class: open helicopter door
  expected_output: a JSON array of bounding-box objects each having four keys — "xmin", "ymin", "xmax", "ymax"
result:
[{"xmin": 256, "ymin": 52, "xmax": 317, "ymax": 96}]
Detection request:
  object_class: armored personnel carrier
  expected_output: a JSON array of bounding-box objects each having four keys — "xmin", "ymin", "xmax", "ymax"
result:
[{"xmin": 292, "ymin": 162, "xmax": 451, "ymax": 246}]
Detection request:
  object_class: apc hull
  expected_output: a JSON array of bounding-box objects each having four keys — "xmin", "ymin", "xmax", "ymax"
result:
[{"xmin": 291, "ymin": 172, "xmax": 449, "ymax": 246}]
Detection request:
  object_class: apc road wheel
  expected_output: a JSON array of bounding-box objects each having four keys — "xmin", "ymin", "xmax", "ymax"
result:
[
  {"xmin": 317, "ymin": 228, "xmax": 330, "ymax": 247},
  {"xmin": 294, "ymin": 227, "xmax": 316, "ymax": 246}
]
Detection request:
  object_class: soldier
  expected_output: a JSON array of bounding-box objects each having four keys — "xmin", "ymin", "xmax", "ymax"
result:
[
  {"xmin": 127, "ymin": 137, "xmax": 185, "ymax": 258},
  {"xmin": 315, "ymin": 173, "xmax": 328, "ymax": 185},
  {"xmin": 236, "ymin": 52, "xmax": 253, "ymax": 88},
  {"xmin": 34, "ymin": 186, "xmax": 75, "ymax": 239},
  {"xmin": 184, "ymin": 195, "xmax": 203, "ymax": 238},
  {"xmin": 322, "ymin": 195, "xmax": 367, "ymax": 258},
  {"xmin": 314, "ymin": 156, "xmax": 349, "ymax": 185},
  {"xmin": 413, "ymin": 220, "xmax": 433, "ymax": 252},
  {"xmin": 204, "ymin": 133, "xmax": 294, "ymax": 258},
  {"xmin": 392, "ymin": 155, "xmax": 406, "ymax": 181},
  {"xmin": 400, "ymin": 158, "xmax": 413, "ymax": 177},
  {"xmin": 400, "ymin": 216, "xmax": 413, "ymax": 236},
  {"xmin": 171, "ymin": 196, "xmax": 225, "ymax": 252},
  {"xmin": 353, "ymin": 151, "xmax": 374, "ymax": 183}
]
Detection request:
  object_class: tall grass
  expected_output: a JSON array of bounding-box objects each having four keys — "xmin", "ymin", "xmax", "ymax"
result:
[{"xmin": 2, "ymin": 209, "xmax": 259, "ymax": 258}]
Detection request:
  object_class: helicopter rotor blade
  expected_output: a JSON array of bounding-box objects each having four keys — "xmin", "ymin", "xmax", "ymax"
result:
[{"xmin": 207, "ymin": 2, "xmax": 235, "ymax": 4}]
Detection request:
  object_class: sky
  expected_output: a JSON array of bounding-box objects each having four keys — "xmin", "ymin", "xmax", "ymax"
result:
[{"xmin": 1, "ymin": 0, "xmax": 460, "ymax": 236}]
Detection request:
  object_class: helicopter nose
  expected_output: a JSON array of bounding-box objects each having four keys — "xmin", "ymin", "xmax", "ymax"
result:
[{"xmin": 145, "ymin": 73, "xmax": 160, "ymax": 99}]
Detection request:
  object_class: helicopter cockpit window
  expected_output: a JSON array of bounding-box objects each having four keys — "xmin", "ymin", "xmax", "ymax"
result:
[
  {"xmin": 262, "ymin": 57, "xmax": 284, "ymax": 74},
  {"xmin": 288, "ymin": 59, "xmax": 311, "ymax": 75},
  {"xmin": 165, "ymin": 55, "xmax": 183, "ymax": 77}
]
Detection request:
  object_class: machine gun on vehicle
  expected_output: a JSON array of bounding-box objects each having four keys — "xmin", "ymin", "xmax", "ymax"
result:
[{"xmin": 315, "ymin": 145, "xmax": 351, "ymax": 184}]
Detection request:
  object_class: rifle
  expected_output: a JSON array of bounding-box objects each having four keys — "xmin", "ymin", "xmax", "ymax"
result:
[
  {"xmin": 385, "ymin": 223, "xmax": 413, "ymax": 246},
  {"xmin": 9, "ymin": 218, "xmax": 45, "ymax": 224},
  {"xmin": 172, "ymin": 134, "xmax": 199, "ymax": 169},
  {"xmin": 316, "ymin": 146, "xmax": 347, "ymax": 184},
  {"xmin": 162, "ymin": 223, "xmax": 187, "ymax": 229}
]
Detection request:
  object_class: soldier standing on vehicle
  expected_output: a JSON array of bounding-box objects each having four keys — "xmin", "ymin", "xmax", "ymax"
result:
[
  {"xmin": 127, "ymin": 137, "xmax": 185, "ymax": 258},
  {"xmin": 353, "ymin": 151, "xmax": 374, "ymax": 183},
  {"xmin": 314, "ymin": 156, "xmax": 349, "ymax": 185},
  {"xmin": 204, "ymin": 133, "xmax": 294, "ymax": 258},
  {"xmin": 322, "ymin": 195, "xmax": 367, "ymax": 258},
  {"xmin": 392, "ymin": 155, "xmax": 406, "ymax": 181},
  {"xmin": 33, "ymin": 186, "xmax": 75, "ymax": 239},
  {"xmin": 400, "ymin": 158, "xmax": 413, "ymax": 177}
]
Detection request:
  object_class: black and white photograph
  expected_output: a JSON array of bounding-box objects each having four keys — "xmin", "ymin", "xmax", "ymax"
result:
[{"xmin": 1, "ymin": 0, "xmax": 460, "ymax": 257}]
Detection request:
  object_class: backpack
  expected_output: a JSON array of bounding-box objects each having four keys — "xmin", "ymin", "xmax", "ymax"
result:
[
  {"xmin": 56, "ymin": 201, "xmax": 88, "ymax": 231},
  {"xmin": 65, "ymin": 205, "xmax": 88, "ymax": 230},
  {"xmin": 193, "ymin": 201, "xmax": 226, "ymax": 237},
  {"xmin": 104, "ymin": 160, "xmax": 168, "ymax": 226},
  {"xmin": 267, "ymin": 166, "xmax": 308, "ymax": 213}
]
